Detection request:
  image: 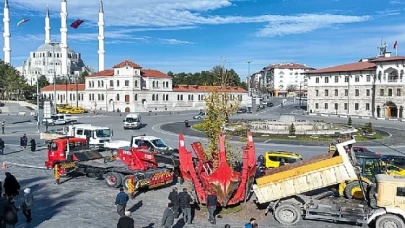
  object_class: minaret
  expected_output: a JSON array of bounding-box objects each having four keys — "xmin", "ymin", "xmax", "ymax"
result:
[
  {"xmin": 60, "ymin": 0, "xmax": 68, "ymax": 77},
  {"xmin": 98, "ymin": 1, "xmax": 105, "ymax": 72},
  {"xmin": 45, "ymin": 5, "xmax": 51, "ymax": 44},
  {"xmin": 3, "ymin": 0, "xmax": 11, "ymax": 64}
]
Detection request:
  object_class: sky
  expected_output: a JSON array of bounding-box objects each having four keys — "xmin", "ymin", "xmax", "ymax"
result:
[{"xmin": 1, "ymin": 0, "xmax": 405, "ymax": 80}]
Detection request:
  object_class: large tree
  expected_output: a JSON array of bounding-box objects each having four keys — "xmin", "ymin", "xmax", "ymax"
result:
[
  {"xmin": 38, "ymin": 75, "xmax": 50, "ymax": 88},
  {"xmin": 77, "ymin": 71, "xmax": 89, "ymax": 84},
  {"xmin": 0, "ymin": 60, "xmax": 28, "ymax": 100}
]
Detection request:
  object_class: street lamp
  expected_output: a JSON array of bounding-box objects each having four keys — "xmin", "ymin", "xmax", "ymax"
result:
[{"xmin": 36, "ymin": 73, "xmax": 40, "ymax": 133}]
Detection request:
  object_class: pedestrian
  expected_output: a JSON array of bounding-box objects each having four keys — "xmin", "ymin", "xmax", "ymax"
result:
[
  {"xmin": 20, "ymin": 188, "xmax": 33, "ymax": 223},
  {"xmin": 0, "ymin": 194, "xmax": 9, "ymax": 227},
  {"xmin": 30, "ymin": 138, "xmax": 36, "ymax": 152},
  {"xmin": 207, "ymin": 190, "xmax": 218, "ymax": 224},
  {"xmin": 4, "ymin": 198, "xmax": 18, "ymax": 228},
  {"xmin": 20, "ymin": 134, "xmax": 27, "ymax": 150},
  {"xmin": 161, "ymin": 203, "xmax": 175, "ymax": 228},
  {"xmin": 1, "ymin": 121, "xmax": 4, "ymax": 134},
  {"xmin": 0, "ymin": 138, "xmax": 4, "ymax": 155},
  {"xmin": 117, "ymin": 211, "xmax": 134, "ymax": 228},
  {"xmin": 244, "ymin": 218, "xmax": 257, "ymax": 228},
  {"xmin": 3, "ymin": 173, "xmax": 20, "ymax": 199},
  {"xmin": 178, "ymin": 188, "xmax": 193, "ymax": 224},
  {"xmin": 168, "ymin": 187, "xmax": 179, "ymax": 218},
  {"xmin": 115, "ymin": 187, "xmax": 129, "ymax": 217},
  {"xmin": 279, "ymin": 159, "xmax": 285, "ymax": 167}
]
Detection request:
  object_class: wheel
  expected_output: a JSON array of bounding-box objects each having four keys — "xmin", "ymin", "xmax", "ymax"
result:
[
  {"xmin": 375, "ymin": 214, "xmax": 405, "ymax": 228},
  {"xmin": 104, "ymin": 172, "xmax": 122, "ymax": 188},
  {"xmin": 274, "ymin": 204, "xmax": 302, "ymax": 225},
  {"xmin": 344, "ymin": 181, "xmax": 369, "ymax": 199},
  {"xmin": 122, "ymin": 175, "xmax": 136, "ymax": 191},
  {"xmin": 123, "ymin": 127, "xmax": 127, "ymax": 130}
]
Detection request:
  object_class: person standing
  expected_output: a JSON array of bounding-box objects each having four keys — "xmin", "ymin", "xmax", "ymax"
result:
[
  {"xmin": 0, "ymin": 195, "xmax": 9, "ymax": 227},
  {"xmin": 244, "ymin": 218, "xmax": 257, "ymax": 228},
  {"xmin": 3, "ymin": 173, "xmax": 20, "ymax": 199},
  {"xmin": 1, "ymin": 121, "xmax": 5, "ymax": 134},
  {"xmin": 168, "ymin": 187, "xmax": 179, "ymax": 218},
  {"xmin": 115, "ymin": 188, "xmax": 129, "ymax": 217},
  {"xmin": 20, "ymin": 188, "xmax": 33, "ymax": 223},
  {"xmin": 20, "ymin": 134, "xmax": 27, "ymax": 150},
  {"xmin": 29, "ymin": 138, "xmax": 36, "ymax": 152},
  {"xmin": 161, "ymin": 203, "xmax": 175, "ymax": 228},
  {"xmin": 178, "ymin": 188, "xmax": 193, "ymax": 224},
  {"xmin": 206, "ymin": 190, "xmax": 218, "ymax": 224},
  {"xmin": 117, "ymin": 211, "xmax": 134, "ymax": 228},
  {"xmin": 4, "ymin": 198, "xmax": 18, "ymax": 228},
  {"xmin": 0, "ymin": 138, "xmax": 4, "ymax": 155}
]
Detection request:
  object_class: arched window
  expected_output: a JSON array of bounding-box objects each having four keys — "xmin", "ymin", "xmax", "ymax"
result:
[
  {"xmin": 166, "ymin": 82, "xmax": 169, "ymax": 88},
  {"xmin": 134, "ymin": 80, "xmax": 138, "ymax": 87},
  {"xmin": 166, "ymin": 94, "xmax": 169, "ymax": 100},
  {"xmin": 152, "ymin": 81, "xmax": 155, "ymax": 87},
  {"xmin": 134, "ymin": 94, "xmax": 138, "ymax": 101},
  {"xmin": 152, "ymin": 94, "xmax": 155, "ymax": 101},
  {"xmin": 155, "ymin": 94, "xmax": 158, "ymax": 101},
  {"xmin": 116, "ymin": 94, "xmax": 120, "ymax": 101},
  {"xmin": 156, "ymin": 82, "xmax": 159, "ymax": 88}
]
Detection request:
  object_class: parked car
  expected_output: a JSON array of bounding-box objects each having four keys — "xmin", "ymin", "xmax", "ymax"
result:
[
  {"xmin": 193, "ymin": 111, "xmax": 206, "ymax": 119},
  {"xmin": 237, "ymin": 108, "xmax": 247, "ymax": 113}
]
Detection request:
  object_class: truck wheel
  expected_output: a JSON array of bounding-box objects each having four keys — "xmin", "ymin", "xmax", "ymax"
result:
[
  {"xmin": 274, "ymin": 204, "xmax": 302, "ymax": 225},
  {"xmin": 122, "ymin": 175, "xmax": 137, "ymax": 191},
  {"xmin": 344, "ymin": 181, "xmax": 369, "ymax": 199},
  {"xmin": 104, "ymin": 172, "xmax": 122, "ymax": 188},
  {"xmin": 375, "ymin": 214, "xmax": 405, "ymax": 228}
]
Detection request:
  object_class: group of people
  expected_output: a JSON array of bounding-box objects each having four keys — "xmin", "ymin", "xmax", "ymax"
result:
[
  {"xmin": 20, "ymin": 134, "xmax": 36, "ymax": 152},
  {"xmin": 0, "ymin": 172, "xmax": 34, "ymax": 227}
]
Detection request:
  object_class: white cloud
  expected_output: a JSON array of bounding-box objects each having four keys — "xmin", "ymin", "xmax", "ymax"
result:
[
  {"xmin": 389, "ymin": 0, "xmax": 405, "ymax": 4},
  {"xmin": 9, "ymin": 0, "xmax": 370, "ymax": 37}
]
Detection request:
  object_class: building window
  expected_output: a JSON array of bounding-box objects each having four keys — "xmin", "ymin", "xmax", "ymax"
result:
[
  {"xmin": 97, "ymin": 81, "xmax": 100, "ymax": 87},
  {"xmin": 134, "ymin": 81, "xmax": 138, "ymax": 87},
  {"xmin": 97, "ymin": 94, "xmax": 100, "ymax": 100},
  {"xmin": 156, "ymin": 82, "xmax": 159, "ymax": 88},
  {"xmin": 366, "ymin": 89, "xmax": 370, "ymax": 96},
  {"xmin": 152, "ymin": 94, "xmax": 155, "ymax": 101},
  {"xmin": 134, "ymin": 94, "xmax": 137, "ymax": 101},
  {"xmin": 355, "ymin": 75, "xmax": 360, "ymax": 82},
  {"xmin": 316, "ymin": 90, "xmax": 319, "ymax": 96},
  {"xmin": 345, "ymin": 76, "xmax": 349, "ymax": 83},
  {"xmin": 325, "ymin": 77, "xmax": 329, "ymax": 83},
  {"xmin": 110, "ymin": 80, "xmax": 113, "ymax": 87},
  {"xmin": 366, "ymin": 103, "xmax": 370, "ymax": 110},
  {"xmin": 324, "ymin": 103, "xmax": 328, "ymax": 109},
  {"xmin": 125, "ymin": 80, "xmax": 129, "ymax": 86},
  {"xmin": 101, "ymin": 94, "xmax": 104, "ymax": 100},
  {"xmin": 334, "ymin": 76, "xmax": 339, "ymax": 83},
  {"xmin": 344, "ymin": 103, "xmax": 348, "ymax": 110},
  {"xmin": 355, "ymin": 89, "xmax": 359, "ymax": 96},
  {"xmin": 334, "ymin": 89, "xmax": 338, "ymax": 96},
  {"xmin": 388, "ymin": 89, "xmax": 393, "ymax": 96},
  {"xmin": 88, "ymin": 94, "xmax": 91, "ymax": 100},
  {"xmin": 345, "ymin": 89, "xmax": 348, "ymax": 96},
  {"xmin": 116, "ymin": 80, "xmax": 120, "ymax": 87},
  {"xmin": 315, "ymin": 77, "xmax": 319, "ymax": 83},
  {"xmin": 125, "ymin": 95, "xmax": 130, "ymax": 103},
  {"xmin": 101, "ymin": 81, "xmax": 104, "ymax": 87},
  {"xmin": 152, "ymin": 81, "xmax": 155, "ymax": 88},
  {"xmin": 166, "ymin": 94, "xmax": 169, "ymax": 101},
  {"xmin": 325, "ymin": 89, "xmax": 329, "ymax": 96},
  {"xmin": 366, "ymin": 75, "xmax": 371, "ymax": 82},
  {"xmin": 397, "ymin": 89, "xmax": 402, "ymax": 96},
  {"xmin": 116, "ymin": 94, "xmax": 120, "ymax": 101},
  {"xmin": 355, "ymin": 103, "xmax": 359, "ymax": 110},
  {"xmin": 380, "ymin": 89, "xmax": 384, "ymax": 96},
  {"xmin": 315, "ymin": 103, "xmax": 319, "ymax": 109},
  {"xmin": 334, "ymin": 103, "xmax": 338, "ymax": 110},
  {"xmin": 70, "ymin": 94, "xmax": 72, "ymax": 101}
]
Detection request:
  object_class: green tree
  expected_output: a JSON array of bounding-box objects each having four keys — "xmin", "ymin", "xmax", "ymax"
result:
[
  {"xmin": 347, "ymin": 117, "xmax": 352, "ymax": 126},
  {"xmin": 365, "ymin": 122, "xmax": 373, "ymax": 134},
  {"xmin": 55, "ymin": 77, "xmax": 69, "ymax": 85},
  {"xmin": 37, "ymin": 75, "xmax": 50, "ymax": 88},
  {"xmin": 77, "ymin": 71, "xmax": 89, "ymax": 84},
  {"xmin": 289, "ymin": 123, "xmax": 296, "ymax": 136}
]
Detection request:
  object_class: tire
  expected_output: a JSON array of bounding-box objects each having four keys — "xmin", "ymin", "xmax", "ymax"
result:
[
  {"xmin": 368, "ymin": 185, "xmax": 377, "ymax": 209},
  {"xmin": 274, "ymin": 204, "xmax": 302, "ymax": 226},
  {"xmin": 104, "ymin": 172, "xmax": 122, "ymax": 188},
  {"xmin": 124, "ymin": 127, "xmax": 127, "ymax": 130},
  {"xmin": 344, "ymin": 181, "xmax": 369, "ymax": 199},
  {"xmin": 375, "ymin": 214, "xmax": 405, "ymax": 228},
  {"xmin": 122, "ymin": 175, "xmax": 136, "ymax": 191}
]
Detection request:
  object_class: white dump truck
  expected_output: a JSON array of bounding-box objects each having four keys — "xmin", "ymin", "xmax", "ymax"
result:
[
  {"xmin": 253, "ymin": 137, "xmax": 405, "ymax": 227},
  {"xmin": 123, "ymin": 113, "xmax": 142, "ymax": 130}
]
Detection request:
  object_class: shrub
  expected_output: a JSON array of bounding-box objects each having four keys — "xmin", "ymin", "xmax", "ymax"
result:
[
  {"xmin": 289, "ymin": 123, "xmax": 296, "ymax": 136},
  {"xmin": 347, "ymin": 117, "xmax": 352, "ymax": 126}
]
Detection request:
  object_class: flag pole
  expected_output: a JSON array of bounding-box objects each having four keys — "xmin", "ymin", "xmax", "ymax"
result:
[{"xmin": 396, "ymin": 45, "xmax": 398, "ymax": 56}]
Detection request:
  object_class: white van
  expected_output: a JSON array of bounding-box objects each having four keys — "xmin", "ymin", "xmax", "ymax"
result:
[{"xmin": 123, "ymin": 113, "xmax": 142, "ymax": 129}]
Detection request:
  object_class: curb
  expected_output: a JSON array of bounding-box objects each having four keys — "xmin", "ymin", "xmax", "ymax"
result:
[{"xmin": 305, "ymin": 113, "xmax": 405, "ymax": 122}]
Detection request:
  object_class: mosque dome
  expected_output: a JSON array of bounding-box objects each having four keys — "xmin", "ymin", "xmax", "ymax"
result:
[{"xmin": 35, "ymin": 43, "xmax": 75, "ymax": 53}]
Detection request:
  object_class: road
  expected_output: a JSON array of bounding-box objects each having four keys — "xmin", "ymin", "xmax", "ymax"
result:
[{"xmin": 0, "ymin": 100, "xmax": 403, "ymax": 227}]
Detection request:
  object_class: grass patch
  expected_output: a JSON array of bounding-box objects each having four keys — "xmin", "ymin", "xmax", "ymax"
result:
[{"xmin": 192, "ymin": 123, "xmax": 205, "ymax": 131}]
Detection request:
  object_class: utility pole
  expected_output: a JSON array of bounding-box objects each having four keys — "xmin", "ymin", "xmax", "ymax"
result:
[
  {"xmin": 36, "ymin": 73, "xmax": 40, "ymax": 133},
  {"xmin": 50, "ymin": 42, "xmax": 57, "ymax": 114},
  {"xmin": 299, "ymin": 82, "xmax": 302, "ymax": 108}
]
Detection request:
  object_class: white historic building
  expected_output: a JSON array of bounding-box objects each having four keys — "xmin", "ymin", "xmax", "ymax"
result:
[
  {"xmin": 306, "ymin": 43, "xmax": 405, "ymax": 119},
  {"xmin": 40, "ymin": 60, "xmax": 248, "ymax": 112}
]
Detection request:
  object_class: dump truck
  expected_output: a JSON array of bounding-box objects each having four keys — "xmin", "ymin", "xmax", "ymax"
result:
[{"xmin": 252, "ymin": 137, "xmax": 405, "ymax": 227}]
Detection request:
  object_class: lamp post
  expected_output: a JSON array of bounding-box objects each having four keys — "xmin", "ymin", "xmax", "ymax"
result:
[
  {"xmin": 246, "ymin": 61, "xmax": 252, "ymax": 96},
  {"xmin": 36, "ymin": 73, "xmax": 40, "ymax": 133}
]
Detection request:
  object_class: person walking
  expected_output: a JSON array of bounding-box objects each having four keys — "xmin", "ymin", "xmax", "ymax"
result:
[
  {"xmin": 178, "ymin": 188, "xmax": 193, "ymax": 224},
  {"xmin": 168, "ymin": 187, "xmax": 179, "ymax": 218},
  {"xmin": 20, "ymin": 188, "xmax": 33, "ymax": 223},
  {"xmin": 115, "ymin": 188, "xmax": 129, "ymax": 217},
  {"xmin": 3, "ymin": 173, "xmax": 20, "ymax": 199},
  {"xmin": 0, "ymin": 138, "xmax": 4, "ymax": 155},
  {"xmin": 0, "ymin": 195, "xmax": 9, "ymax": 227},
  {"xmin": 244, "ymin": 218, "xmax": 258, "ymax": 228},
  {"xmin": 20, "ymin": 134, "xmax": 27, "ymax": 150},
  {"xmin": 117, "ymin": 211, "xmax": 134, "ymax": 228},
  {"xmin": 206, "ymin": 190, "xmax": 218, "ymax": 224},
  {"xmin": 161, "ymin": 203, "xmax": 175, "ymax": 228},
  {"xmin": 29, "ymin": 138, "xmax": 36, "ymax": 152},
  {"xmin": 4, "ymin": 198, "xmax": 18, "ymax": 228}
]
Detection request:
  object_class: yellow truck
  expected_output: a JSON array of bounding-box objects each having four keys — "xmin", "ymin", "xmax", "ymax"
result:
[{"xmin": 253, "ymin": 137, "xmax": 405, "ymax": 227}]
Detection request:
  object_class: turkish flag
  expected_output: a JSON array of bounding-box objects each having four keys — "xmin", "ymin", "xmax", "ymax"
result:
[
  {"xmin": 70, "ymin": 19, "xmax": 84, "ymax": 29},
  {"xmin": 394, "ymin": 40, "xmax": 398, "ymax": 49}
]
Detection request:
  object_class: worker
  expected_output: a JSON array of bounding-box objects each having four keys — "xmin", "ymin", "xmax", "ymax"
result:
[
  {"xmin": 117, "ymin": 211, "xmax": 134, "ymax": 228},
  {"xmin": 244, "ymin": 218, "xmax": 258, "ymax": 228},
  {"xmin": 3, "ymin": 173, "xmax": 20, "ymax": 199},
  {"xmin": 115, "ymin": 188, "xmax": 129, "ymax": 217},
  {"xmin": 161, "ymin": 203, "xmax": 175, "ymax": 228},
  {"xmin": 279, "ymin": 159, "xmax": 285, "ymax": 167},
  {"xmin": 1, "ymin": 121, "xmax": 4, "ymax": 134},
  {"xmin": 184, "ymin": 120, "xmax": 189, "ymax": 128},
  {"xmin": 0, "ymin": 194, "xmax": 8, "ymax": 226},
  {"xmin": 207, "ymin": 190, "xmax": 218, "ymax": 224},
  {"xmin": 20, "ymin": 134, "xmax": 27, "ymax": 150},
  {"xmin": 257, "ymin": 155, "xmax": 265, "ymax": 167},
  {"xmin": 178, "ymin": 188, "xmax": 193, "ymax": 224},
  {"xmin": 0, "ymin": 138, "xmax": 4, "ymax": 155},
  {"xmin": 20, "ymin": 188, "xmax": 33, "ymax": 223},
  {"xmin": 30, "ymin": 138, "xmax": 36, "ymax": 152},
  {"xmin": 168, "ymin": 187, "xmax": 180, "ymax": 218}
]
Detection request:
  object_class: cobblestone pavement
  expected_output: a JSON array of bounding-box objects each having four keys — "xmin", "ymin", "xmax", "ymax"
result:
[{"xmin": 0, "ymin": 146, "xmax": 356, "ymax": 228}]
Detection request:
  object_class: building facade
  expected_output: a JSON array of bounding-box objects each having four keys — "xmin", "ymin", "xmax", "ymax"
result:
[
  {"xmin": 40, "ymin": 60, "xmax": 248, "ymax": 112},
  {"xmin": 306, "ymin": 49, "xmax": 405, "ymax": 118}
]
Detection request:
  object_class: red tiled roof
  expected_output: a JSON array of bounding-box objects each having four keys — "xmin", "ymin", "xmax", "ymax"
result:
[
  {"xmin": 305, "ymin": 62, "xmax": 376, "ymax": 74},
  {"xmin": 40, "ymin": 84, "xmax": 85, "ymax": 92},
  {"xmin": 86, "ymin": 70, "xmax": 114, "ymax": 77},
  {"xmin": 370, "ymin": 56, "xmax": 405, "ymax": 62},
  {"xmin": 266, "ymin": 63, "xmax": 311, "ymax": 69},
  {"xmin": 173, "ymin": 85, "xmax": 247, "ymax": 93},
  {"xmin": 113, "ymin": 60, "xmax": 142, "ymax": 68},
  {"xmin": 141, "ymin": 69, "xmax": 171, "ymax": 78}
]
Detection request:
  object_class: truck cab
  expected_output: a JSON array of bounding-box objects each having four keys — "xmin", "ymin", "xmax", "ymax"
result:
[
  {"xmin": 70, "ymin": 125, "xmax": 112, "ymax": 148},
  {"xmin": 123, "ymin": 113, "xmax": 142, "ymax": 129},
  {"xmin": 45, "ymin": 137, "xmax": 87, "ymax": 168}
]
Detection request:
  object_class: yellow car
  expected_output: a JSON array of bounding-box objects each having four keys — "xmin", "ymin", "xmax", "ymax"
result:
[
  {"xmin": 386, "ymin": 164, "xmax": 405, "ymax": 176},
  {"xmin": 264, "ymin": 151, "xmax": 303, "ymax": 168},
  {"xmin": 65, "ymin": 107, "xmax": 85, "ymax": 114}
]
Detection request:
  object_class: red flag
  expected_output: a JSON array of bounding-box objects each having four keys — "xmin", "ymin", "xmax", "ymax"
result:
[
  {"xmin": 394, "ymin": 40, "xmax": 398, "ymax": 49},
  {"xmin": 70, "ymin": 19, "xmax": 84, "ymax": 29}
]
